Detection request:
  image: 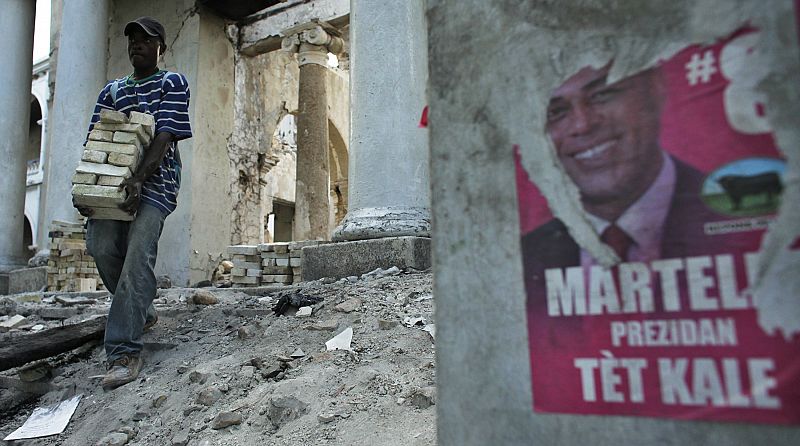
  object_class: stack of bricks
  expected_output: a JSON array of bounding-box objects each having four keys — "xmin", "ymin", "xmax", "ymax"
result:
[
  {"xmin": 71, "ymin": 109, "xmax": 155, "ymax": 221},
  {"xmin": 259, "ymin": 243, "xmax": 293, "ymax": 285},
  {"xmin": 228, "ymin": 245, "xmax": 262, "ymax": 287},
  {"xmin": 287, "ymin": 241, "xmax": 327, "ymax": 283},
  {"xmin": 225, "ymin": 241, "xmax": 329, "ymax": 287},
  {"xmin": 46, "ymin": 220, "xmax": 105, "ymax": 292}
]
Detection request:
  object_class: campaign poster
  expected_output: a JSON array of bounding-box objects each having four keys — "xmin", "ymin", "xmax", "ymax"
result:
[{"xmin": 516, "ymin": 25, "xmax": 800, "ymax": 424}]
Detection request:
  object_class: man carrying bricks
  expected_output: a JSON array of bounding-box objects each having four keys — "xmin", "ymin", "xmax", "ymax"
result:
[{"xmin": 72, "ymin": 17, "xmax": 192, "ymax": 390}]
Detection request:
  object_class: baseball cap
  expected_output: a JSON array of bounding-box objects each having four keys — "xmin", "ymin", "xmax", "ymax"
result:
[{"xmin": 124, "ymin": 16, "xmax": 166, "ymax": 44}]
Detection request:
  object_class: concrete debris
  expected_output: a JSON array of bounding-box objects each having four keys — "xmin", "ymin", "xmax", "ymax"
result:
[
  {"xmin": 308, "ymin": 319, "xmax": 339, "ymax": 331},
  {"xmin": 361, "ymin": 265, "xmax": 403, "ymax": 280},
  {"xmin": 296, "ymin": 306, "xmax": 313, "ymax": 317},
  {"xmin": 156, "ymin": 275, "xmax": 172, "ymax": 289},
  {"xmin": 268, "ymin": 396, "xmax": 309, "ymax": 427},
  {"xmin": 408, "ymin": 386, "xmax": 437, "ymax": 409},
  {"xmin": 0, "ymin": 315, "xmax": 27, "ymax": 331},
  {"xmin": 211, "ymin": 411, "xmax": 242, "ymax": 429},
  {"xmin": 325, "ymin": 327, "xmax": 353, "ymax": 351},
  {"xmin": 334, "ymin": 298, "xmax": 361, "ymax": 313},
  {"xmin": 95, "ymin": 432, "xmax": 129, "ymax": 446},
  {"xmin": 378, "ymin": 319, "xmax": 399, "ymax": 330},
  {"xmin": 170, "ymin": 431, "xmax": 190, "ymax": 446},
  {"xmin": 188, "ymin": 371, "xmax": 210, "ymax": 384},
  {"xmin": 54, "ymin": 295, "xmax": 96, "ymax": 306},
  {"xmin": 237, "ymin": 325, "xmax": 258, "ymax": 340},
  {"xmin": 0, "ymin": 297, "xmax": 18, "ymax": 316},
  {"xmin": 402, "ymin": 316, "xmax": 426, "ymax": 327},
  {"xmin": 195, "ymin": 387, "xmax": 224, "ymax": 406},
  {"xmin": 412, "ymin": 294, "xmax": 433, "ymax": 302},
  {"xmin": 422, "ymin": 323, "xmax": 436, "ymax": 340},
  {"xmin": 189, "ymin": 290, "xmax": 218, "ymax": 305},
  {"xmin": 317, "ymin": 413, "xmax": 336, "ymax": 423},
  {"xmin": 0, "ymin": 269, "xmax": 435, "ymax": 445}
]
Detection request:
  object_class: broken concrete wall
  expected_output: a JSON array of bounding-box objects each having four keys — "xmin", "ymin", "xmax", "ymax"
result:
[
  {"xmin": 229, "ymin": 35, "xmax": 350, "ymax": 245},
  {"xmin": 228, "ymin": 49, "xmax": 298, "ymax": 245},
  {"xmin": 429, "ymin": 0, "xmax": 800, "ymax": 444},
  {"xmin": 108, "ymin": 1, "xmax": 234, "ymax": 285}
]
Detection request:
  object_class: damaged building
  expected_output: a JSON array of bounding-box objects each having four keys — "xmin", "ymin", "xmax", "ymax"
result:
[{"xmin": 1, "ymin": 0, "xmax": 430, "ymax": 290}]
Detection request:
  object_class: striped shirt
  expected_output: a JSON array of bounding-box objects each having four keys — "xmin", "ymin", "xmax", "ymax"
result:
[{"xmin": 86, "ymin": 70, "xmax": 192, "ymax": 215}]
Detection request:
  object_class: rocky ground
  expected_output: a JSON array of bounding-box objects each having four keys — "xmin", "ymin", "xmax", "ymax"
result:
[{"xmin": 0, "ymin": 268, "xmax": 436, "ymax": 446}]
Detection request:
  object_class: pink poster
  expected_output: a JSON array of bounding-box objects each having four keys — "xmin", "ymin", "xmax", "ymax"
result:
[{"xmin": 517, "ymin": 26, "xmax": 799, "ymax": 424}]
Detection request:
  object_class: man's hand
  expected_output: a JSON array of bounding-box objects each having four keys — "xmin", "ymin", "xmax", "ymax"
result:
[
  {"xmin": 118, "ymin": 177, "xmax": 144, "ymax": 215},
  {"xmin": 72, "ymin": 195, "xmax": 94, "ymax": 217}
]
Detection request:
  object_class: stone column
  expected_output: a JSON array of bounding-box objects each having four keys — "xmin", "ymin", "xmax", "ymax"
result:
[
  {"xmin": 283, "ymin": 25, "xmax": 344, "ymax": 240},
  {"xmin": 40, "ymin": 0, "xmax": 109, "ymax": 231},
  {"xmin": 0, "ymin": 0, "xmax": 36, "ymax": 272},
  {"xmin": 332, "ymin": 0, "xmax": 430, "ymax": 241}
]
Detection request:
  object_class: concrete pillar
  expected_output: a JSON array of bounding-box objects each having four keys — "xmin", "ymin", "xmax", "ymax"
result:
[
  {"xmin": 0, "ymin": 0, "xmax": 36, "ymax": 272},
  {"xmin": 332, "ymin": 0, "xmax": 430, "ymax": 241},
  {"xmin": 295, "ymin": 47, "xmax": 331, "ymax": 240},
  {"xmin": 283, "ymin": 25, "xmax": 344, "ymax": 241},
  {"xmin": 40, "ymin": 0, "xmax": 109, "ymax": 232}
]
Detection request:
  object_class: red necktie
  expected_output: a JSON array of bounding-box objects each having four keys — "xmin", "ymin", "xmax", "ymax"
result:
[{"xmin": 601, "ymin": 224, "xmax": 633, "ymax": 261}]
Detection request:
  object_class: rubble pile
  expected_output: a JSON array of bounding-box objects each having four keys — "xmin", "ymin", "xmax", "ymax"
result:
[
  {"xmin": 71, "ymin": 109, "xmax": 155, "ymax": 221},
  {"xmin": 0, "ymin": 268, "xmax": 435, "ymax": 446},
  {"xmin": 227, "ymin": 241, "xmax": 328, "ymax": 287},
  {"xmin": 46, "ymin": 220, "xmax": 104, "ymax": 292}
]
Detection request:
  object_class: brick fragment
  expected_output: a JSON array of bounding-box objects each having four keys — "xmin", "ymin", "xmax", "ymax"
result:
[
  {"xmin": 75, "ymin": 161, "xmax": 131, "ymax": 178},
  {"xmin": 85, "ymin": 140, "xmax": 138, "ymax": 156},
  {"xmin": 99, "ymin": 109, "xmax": 128, "ymax": 124},
  {"xmin": 88, "ymin": 129, "xmax": 114, "ymax": 142},
  {"xmin": 97, "ymin": 176, "xmax": 125, "ymax": 187},
  {"xmin": 107, "ymin": 152, "xmax": 137, "ymax": 167},
  {"xmin": 81, "ymin": 150, "xmax": 108, "ymax": 164},
  {"xmin": 72, "ymin": 173, "xmax": 98, "ymax": 185}
]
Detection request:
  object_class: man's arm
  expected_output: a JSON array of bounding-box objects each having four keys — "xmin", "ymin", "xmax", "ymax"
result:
[{"xmin": 117, "ymin": 132, "xmax": 175, "ymax": 214}]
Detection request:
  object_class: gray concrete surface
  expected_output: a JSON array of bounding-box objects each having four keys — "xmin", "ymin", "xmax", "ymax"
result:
[
  {"xmin": 332, "ymin": 0, "xmax": 430, "ymax": 241},
  {"xmin": 40, "ymin": 0, "xmax": 109, "ymax": 245},
  {"xmin": 428, "ymin": 1, "xmax": 800, "ymax": 445},
  {"xmin": 8, "ymin": 267, "xmax": 47, "ymax": 294},
  {"xmin": 301, "ymin": 236, "xmax": 430, "ymax": 281},
  {"xmin": 0, "ymin": 0, "xmax": 36, "ymax": 273}
]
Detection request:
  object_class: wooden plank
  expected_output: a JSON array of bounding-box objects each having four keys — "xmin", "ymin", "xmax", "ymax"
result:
[{"xmin": 0, "ymin": 315, "xmax": 106, "ymax": 372}]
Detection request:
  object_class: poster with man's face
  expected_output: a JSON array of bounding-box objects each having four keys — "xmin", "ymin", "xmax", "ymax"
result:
[{"xmin": 517, "ymin": 26, "xmax": 799, "ymax": 424}]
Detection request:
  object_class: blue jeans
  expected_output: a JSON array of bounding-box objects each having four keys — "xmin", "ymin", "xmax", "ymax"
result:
[{"xmin": 86, "ymin": 203, "xmax": 166, "ymax": 361}]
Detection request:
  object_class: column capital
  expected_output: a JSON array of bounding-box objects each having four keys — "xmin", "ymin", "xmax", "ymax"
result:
[{"xmin": 281, "ymin": 23, "xmax": 343, "ymax": 67}]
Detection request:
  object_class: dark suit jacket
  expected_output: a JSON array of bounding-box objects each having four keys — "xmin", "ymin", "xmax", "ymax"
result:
[{"xmin": 520, "ymin": 157, "xmax": 730, "ymax": 312}]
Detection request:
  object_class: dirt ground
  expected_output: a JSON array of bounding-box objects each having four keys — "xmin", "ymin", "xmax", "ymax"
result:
[{"xmin": 0, "ymin": 269, "xmax": 436, "ymax": 446}]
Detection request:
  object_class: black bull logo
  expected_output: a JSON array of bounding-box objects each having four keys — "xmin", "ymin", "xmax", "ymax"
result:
[{"xmin": 716, "ymin": 172, "xmax": 783, "ymax": 210}]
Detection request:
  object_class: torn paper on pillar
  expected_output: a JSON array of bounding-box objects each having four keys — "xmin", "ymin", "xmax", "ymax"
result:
[{"xmin": 515, "ymin": 4, "xmax": 800, "ymax": 425}]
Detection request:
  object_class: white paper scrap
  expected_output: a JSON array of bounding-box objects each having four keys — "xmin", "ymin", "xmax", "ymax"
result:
[
  {"xmin": 422, "ymin": 323, "xmax": 436, "ymax": 340},
  {"xmin": 325, "ymin": 327, "xmax": 353, "ymax": 351},
  {"xmin": 3, "ymin": 394, "xmax": 83, "ymax": 441}
]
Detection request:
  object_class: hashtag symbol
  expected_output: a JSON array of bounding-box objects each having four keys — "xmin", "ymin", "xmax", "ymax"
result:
[{"xmin": 685, "ymin": 50, "xmax": 717, "ymax": 86}]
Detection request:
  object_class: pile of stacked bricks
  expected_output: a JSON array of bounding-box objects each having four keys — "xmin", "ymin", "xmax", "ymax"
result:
[
  {"xmin": 226, "ymin": 241, "xmax": 327, "ymax": 286},
  {"xmin": 71, "ymin": 109, "xmax": 155, "ymax": 221},
  {"xmin": 227, "ymin": 245, "xmax": 262, "ymax": 287},
  {"xmin": 46, "ymin": 220, "xmax": 104, "ymax": 292}
]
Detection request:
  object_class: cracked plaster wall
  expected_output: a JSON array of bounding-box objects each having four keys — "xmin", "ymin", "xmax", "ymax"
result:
[
  {"xmin": 229, "ymin": 39, "xmax": 349, "ymax": 245},
  {"xmin": 429, "ymin": 0, "xmax": 800, "ymax": 444},
  {"xmin": 108, "ymin": 2, "xmax": 234, "ymax": 285},
  {"xmin": 228, "ymin": 50, "xmax": 298, "ymax": 245}
]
